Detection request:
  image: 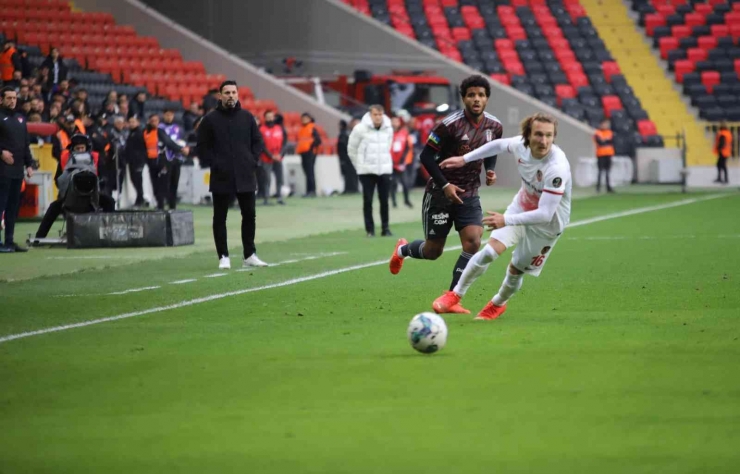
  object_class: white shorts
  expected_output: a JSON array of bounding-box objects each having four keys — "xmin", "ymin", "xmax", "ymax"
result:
[{"xmin": 489, "ymin": 225, "xmax": 561, "ymax": 277}]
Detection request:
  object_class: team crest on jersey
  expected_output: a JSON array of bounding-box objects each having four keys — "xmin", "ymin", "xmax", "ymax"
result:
[
  {"xmin": 541, "ymin": 246, "xmax": 551, "ymax": 255},
  {"xmin": 552, "ymin": 177, "xmax": 562, "ymax": 187},
  {"xmin": 536, "ymin": 170, "xmax": 542, "ymax": 182},
  {"xmin": 485, "ymin": 129, "xmax": 493, "ymax": 142}
]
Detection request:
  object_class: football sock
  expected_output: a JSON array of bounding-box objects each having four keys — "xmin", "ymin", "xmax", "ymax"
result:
[
  {"xmin": 449, "ymin": 251, "xmax": 473, "ymax": 291},
  {"xmin": 492, "ymin": 269, "xmax": 523, "ymax": 306},
  {"xmin": 454, "ymin": 244, "xmax": 498, "ymax": 296},
  {"xmin": 400, "ymin": 239, "xmax": 425, "ymax": 259}
]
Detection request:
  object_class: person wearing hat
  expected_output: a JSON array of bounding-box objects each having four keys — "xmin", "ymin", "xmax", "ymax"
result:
[{"xmin": 34, "ymin": 134, "xmax": 116, "ymax": 239}]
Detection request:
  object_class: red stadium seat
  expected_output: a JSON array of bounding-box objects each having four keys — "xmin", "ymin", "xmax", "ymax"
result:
[
  {"xmin": 567, "ymin": 72, "xmax": 589, "ymax": 88},
  {"xmin": 602, "ymin": 61, "xmax": 621, "ymax": 81},
  {"xmin": 730, "ymin": 24, "xmax": 740, "ymax": 39},
  {"xmin": 659, "ymin": 36, "xmax": 679, "ymax": 59},
  {"xmin": 671, "ymin": 25, "xmax": 691, "ymax": 39},
  {"xmin": 697, "ymin": 36, "xmax": 718, "ymax": 51},
  {"xmin": 684, "ymin": 13, "xmax": 704, "ymax": 28},
  {"xmin": 645, "ymin": 13, "xmax": 666, "ymax": 37},
  {"xmin": 489, "ymin": 73, "xmax": 510, "ymax": 85},
  {"xmin": 694, "ymin": 4, "xmax": 712, "ymax": 15},
  {"xmin": 735, "ymin": 59, "xmax": 740, "ymax": 76},
  {"xmin": 686, "ymin": 48, "xmax": 707, "ymax": 62},
  {"xmin": 701, "ymin": 71, "xmax": 720, "ymax": 93},
  {"xmin": 674, "ymin": 60, "xmax": 695, "ymax": 83},
  {"xmin": 601, "ymin": 95, "xmax": 623, "ymax": 117},
  {"xmin": 637, "ymin": 120, "xmax": 658, "ymax": 137},
  {"xmin": 711, "ymin": 25, "xmax": 729, "ymax": 37}
]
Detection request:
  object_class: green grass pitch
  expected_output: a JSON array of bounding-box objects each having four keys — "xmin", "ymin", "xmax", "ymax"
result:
[{"xmin": 1, "ymin": 188, "xmax": 739, "ymax": 473}]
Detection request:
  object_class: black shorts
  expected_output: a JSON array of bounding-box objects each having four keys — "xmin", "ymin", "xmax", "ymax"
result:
[
  {"xmin": 421, "ymin": 187, "xmax": 482, "ymax": 240},
  {"xmin": 597, "ymin": 156, "xmax": 612, "ymax": 171}
]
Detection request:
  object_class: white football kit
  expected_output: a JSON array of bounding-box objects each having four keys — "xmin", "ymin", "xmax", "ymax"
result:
[{"xmin": 463, "ymin": 136, "xmax": 572, "ymax": 276}]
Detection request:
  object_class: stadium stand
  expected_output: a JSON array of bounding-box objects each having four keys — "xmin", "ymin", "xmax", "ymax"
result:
[
  {"xmin": 0, "ymin": 0, "xmax": 334, "ymax": 152},
  {"xmin": 582, "ymin": 0, "xmax": 739, "ymax": 165},
  {"xmin": 343, "ymin": 0, "xmax": 664, "ymax": 157}
]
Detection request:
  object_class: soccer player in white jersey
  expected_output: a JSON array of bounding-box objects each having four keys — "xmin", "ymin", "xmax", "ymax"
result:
[{"xmin": 432, "ymin": 113, "xmax": 572, "ymax": 320}]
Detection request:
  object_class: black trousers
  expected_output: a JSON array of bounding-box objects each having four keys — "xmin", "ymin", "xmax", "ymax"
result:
[
  {"xmin": 390, "ymin": 169, "xmax": 410, "ymax": 206},
  {"xmin": 35, "ymin": 194, "xmax": 116, "ymax": 238},
  {"xmin": 147, "ymin": 159, "xmax": 171, "ymax": 210},
  {"xmin": 597, "ymin": 156, "xmax": 612, "ymax": 190},
  {"xmin": 0, "ymin": 176, "xmax": 22, "ymax": 245},
  {"xmin": 166, "ymin": 160, "xmax": 182, "ymax": 209},
  {"xmin": 300, "ymin": 152, "xmax": 316, "ymax": 195},
  {"xmin": 129, "ymin": 162, "xmax": 145, "ymax": 205},
  {"xmin": 257, "ymin": 162, "xmax": 273, "ymax": 200},
  {"xmin": 339, "ymin": 155, "xmax": 359, "ymax": 193},
  {"xmin": 359, "ymin": 174, "xmax": 391, "ymax": 234},
  {"xmin": 717, "ymin": 155, "xmax": 728, "ymax": 183},
  {"xmin": 212, "ymin": 191, "xmax": 256, "ymax": 260},
  {"xmin": 271, "ymin": 160, "xmax": 284, "ymax": 197}
]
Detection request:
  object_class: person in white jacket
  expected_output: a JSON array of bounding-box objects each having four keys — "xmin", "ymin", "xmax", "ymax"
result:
[{"xmin": 348, "ymin": 105, "xmax": 394, "ymax": 237}]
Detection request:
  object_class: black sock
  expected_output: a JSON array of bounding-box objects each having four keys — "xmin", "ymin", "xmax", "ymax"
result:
[
  {"xmin": 402, "ymin": 239, "xmax": 426, "ymax": 259},
  {"xmin": 449, "ymin": 252, "xmax": 473, "ymax": 291}
]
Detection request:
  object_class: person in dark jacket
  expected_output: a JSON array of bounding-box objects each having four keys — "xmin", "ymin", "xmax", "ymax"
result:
[
  {"xmin": 0, "ymin": 87, "xmax": 34, "ymax": 253},
  {"xmin": 124, "ymin": 115, "xmax": 148, "ymax": 207},
  {"xmin": 337, "ymin": 119, "xmax": 359, "ymax": 194},
  {"xmin": 128, "ymin": 91, "xmax": 147, "ymax": 121},
  {"xmin": 41, "ymin": 47, "xmax": 68, "ymax": 90},
  {"xmin": 197, "ymin": 80, "xmax": 268, "ymax": 269},
  {"xmin": 141, "ymin": 113, "xmax": 187, "ymax": 210}
]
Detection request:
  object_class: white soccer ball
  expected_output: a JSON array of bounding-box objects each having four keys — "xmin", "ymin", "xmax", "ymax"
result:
[{"xmin": 407, "ymin": 312, "xmax": 448, "ymax": 354}]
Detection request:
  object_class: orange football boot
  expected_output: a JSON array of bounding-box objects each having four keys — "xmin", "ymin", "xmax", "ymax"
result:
[
  {"xmin": 475, "ymin": 301, "xmax": 507, "ymax": 320},
  {"xmin": 389, "ymin": 238, "xmax": 408, "ymax": 275},
  {"xmin": 432, "ymin": 291, "xmax": 470, "ymax": 314}
]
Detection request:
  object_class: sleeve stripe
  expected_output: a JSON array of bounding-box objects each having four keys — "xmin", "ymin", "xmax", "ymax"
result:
[
  {"xmin": 543, "ymin": 189, "xmax": 564, "ymax": 195},
  {"xmin": 427, "ymin": 143, "xmax": 440, "ymax": 151}
]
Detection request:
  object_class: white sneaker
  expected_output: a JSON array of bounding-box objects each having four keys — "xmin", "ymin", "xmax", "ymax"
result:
[
  {"xmin": 243, "ymin": 254, "xmax": 268, "ymax": 267},
  {"xmin": 218, "ymin": 256, "xmax": 231, "ymax": 269}
]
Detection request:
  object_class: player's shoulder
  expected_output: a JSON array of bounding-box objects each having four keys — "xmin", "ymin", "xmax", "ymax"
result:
[
  {"xmin": 482, "ymin": 112, "xmax": 502, "ymax": 127},
  {"xmin": 546, "ymin": 144, "xmax": 571, "ymax": 173},
  {"xmin": 441, "ymin": 110, "xmax": 465, "ymax": 127}
]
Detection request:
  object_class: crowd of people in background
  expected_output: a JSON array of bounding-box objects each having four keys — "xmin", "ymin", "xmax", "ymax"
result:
[{"xmin": 1, "ymin": 39, "xmax": 430, "ymax": 215}]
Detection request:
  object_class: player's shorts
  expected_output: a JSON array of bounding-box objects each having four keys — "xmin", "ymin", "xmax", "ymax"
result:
[
  {"xmin": 489, "ymin": 224, "xmax": 561, "ymax": 277},
  {"xmin": 422, "ymin": 187, "xmax": 482, "ymax": 240}
]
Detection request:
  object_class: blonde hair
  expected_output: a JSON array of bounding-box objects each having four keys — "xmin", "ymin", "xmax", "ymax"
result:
[{"xmin": 520, "ymin": 113, "xmax": 558, "ymax": 148}]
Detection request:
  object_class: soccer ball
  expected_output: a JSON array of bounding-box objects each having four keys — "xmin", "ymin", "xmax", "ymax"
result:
[{"xmin": 407, "ymin": 312, "xmax": 448, "ymax": 354}]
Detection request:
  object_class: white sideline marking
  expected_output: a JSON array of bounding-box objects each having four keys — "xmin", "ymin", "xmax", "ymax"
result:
[
  {"xmin": 1, "ymin": 194, "xmax": 731, "ymax": 345},
  {"xmin": 204, "ymin": 273, "xmax": 227, "ymax": 278},
  {"xmin": 107, "ymin": 286, "xmax": 160, "ymax": 296},
  {"xmin": 235, "ymin": 251, "xmax": 347, "ymax": 272},
  {"xmin": 170, "ymin": 279, "xmax": 198, "ymax": 285},
  {"xmin": 45, "ymin": 256, "xmax": 140, "ymax": 260}
]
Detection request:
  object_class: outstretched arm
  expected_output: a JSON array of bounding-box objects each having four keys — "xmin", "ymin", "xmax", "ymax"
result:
[
  {"xmin": 504, "ymin": 191, "xmax": 562, "ymax": 226},
  {"xmin": 440, "ymin": 136, "xmax": 522, "ymax": 169}
]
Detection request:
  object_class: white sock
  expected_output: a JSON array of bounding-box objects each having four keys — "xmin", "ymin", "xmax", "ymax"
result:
[
  {"xmin": 492, "ymin": 270, "xmax": 523, "ymax": 306},
  {"xmin": 453, "ymin": 244, "xmax": 498, "ymax": 296}
]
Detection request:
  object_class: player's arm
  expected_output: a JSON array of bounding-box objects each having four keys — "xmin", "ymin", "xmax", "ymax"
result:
[
  {"xmin": 419, "ymin": 144, "xmax": 448, "ymax": 188},
  {"xmin": 440, "ymin": 136, "xmax": 521, "ymax": 169},
  {"xmin": 420, "ymin": 124, "xmax": 465, "ymax": 204},
  {"xmin": 503, "ymin": 191, "xmax": 562, "ymax": 226}
]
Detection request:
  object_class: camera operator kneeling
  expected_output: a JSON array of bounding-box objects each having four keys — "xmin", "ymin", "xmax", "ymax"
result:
[{"xmin": 35, "ymin": 134, "xmax": 115, "ymax": 238}]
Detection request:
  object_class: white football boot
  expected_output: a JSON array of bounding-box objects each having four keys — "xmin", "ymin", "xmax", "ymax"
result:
[
  {"xmin": 218, "ymin": 256, "xmax": 231, "ymax": 269},
  {"xmin": 243, "ymin": 254, "xmax": 268, "ymax": 267}
]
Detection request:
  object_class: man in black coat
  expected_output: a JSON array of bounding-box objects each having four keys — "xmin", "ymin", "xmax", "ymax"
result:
[
  {"xmin": 197, "ymin": 80, "xmax": 268, "ymax": 269},
  {"xmin": 0, "ymin": 87, "xmax": 34, "ymax": 253},
  {"xmin": 337, "ymin": 119, "xmax": 359, "ymax": 194}
]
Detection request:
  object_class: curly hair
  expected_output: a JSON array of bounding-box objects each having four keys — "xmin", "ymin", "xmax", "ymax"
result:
[
  {"xmin": 520, "ymin": 113, "xmax": 558, "ymax": 148},
  {"xmin": 459, "ymin": 75, "xmax": 491, "ymax": 99}
]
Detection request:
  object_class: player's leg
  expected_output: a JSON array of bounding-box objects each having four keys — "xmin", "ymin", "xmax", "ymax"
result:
[
  {"xmin": 436, "ymin": 225, "xmax": 518, "ymax": 314},
  {"xmin": 359, "ymin": 174, "xmax": 377, "ymax": 236},
  {"xmin": 477, "ymin": 230, "xmax": 560, "ymax": 320},
  {"xmin": 211, "ymin": 192, "xmax": 231, "ymax": 259},
  {"xmin": 377, "ymin": 173, "xmax": 391, "ymax": 236},
  {"xmin": 605, "ymin": 156, "xmax": 614, "ymax": 192},
  {"xmin": 390, "ymin": 187, "xmax": 450, "ymax": 274}
]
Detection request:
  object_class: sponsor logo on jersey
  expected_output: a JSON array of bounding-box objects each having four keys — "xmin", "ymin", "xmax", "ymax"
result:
[
  {"xmin": 552, "ymin": 177, "xmax": 562, "ymax": 187},
  {"xmin": 461, "ymin": 134, "xmax": 469, "ymax": 141},
  {"xmin": 485, "ymin": 129, "xmax": 493, "ymax": 142},
  {"xmin": 428, "ymin": 132, "xmax": 440, "ymax": 145}
]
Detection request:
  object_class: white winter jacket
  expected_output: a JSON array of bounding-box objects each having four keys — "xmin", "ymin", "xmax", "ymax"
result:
[{"xmin": 347, "ymin": 112, "xmax": 393, "ymax": 176}]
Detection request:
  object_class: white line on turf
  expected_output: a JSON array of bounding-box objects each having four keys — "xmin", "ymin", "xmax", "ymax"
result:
[
  {"xmin": 107, "ymin": 286, "xmax": 161, "ymax": 296},
  {"xmin": 170, "ymin": 279, "xmax": 198, "ymax": 285},
  {"xmin": 204, "ymin": 273, "xmax": 227, "ymax": 278},
  {"xmin": 1, "ymin": 194, "xmax": 732, "ymax": 345}
]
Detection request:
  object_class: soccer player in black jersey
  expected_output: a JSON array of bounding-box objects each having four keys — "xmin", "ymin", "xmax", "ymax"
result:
[{"xmin": 389, "ymin": 75, "xmax": 503, "ymax": 314}]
